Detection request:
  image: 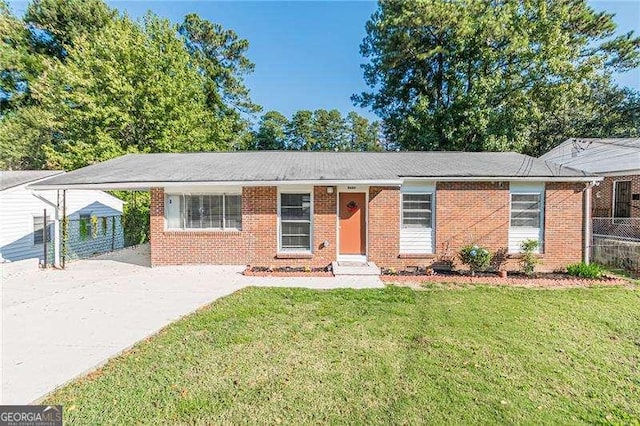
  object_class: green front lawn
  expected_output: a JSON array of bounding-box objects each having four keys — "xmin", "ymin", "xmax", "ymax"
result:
[{"xmin": 48, "ymin": 285, "xmax": 640, "ymax": 424}]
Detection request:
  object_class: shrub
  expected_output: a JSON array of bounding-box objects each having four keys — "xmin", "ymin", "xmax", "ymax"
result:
[
  {"xmin": 519, "ymin": 239, "xmax": 539, "ymax": 276},
  {"xmin": 112, "ymin": 190, "xmax": 150, "ymax": 247},
  {"xmin": 566, "ymin": 262, "xmax": 604, "ymax": 279},
  {"xmin": 459, "ymin": 244, "xmax": 492, "ymax": 274}
]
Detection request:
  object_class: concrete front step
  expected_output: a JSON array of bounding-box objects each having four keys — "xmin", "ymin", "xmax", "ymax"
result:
[{"xmin": 331, "ymin": 261, "xmax": 381, "ymax": 276}]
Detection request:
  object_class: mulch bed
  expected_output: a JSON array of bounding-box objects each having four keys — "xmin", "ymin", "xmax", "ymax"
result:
[
  {"xmin": 244, "ymin": 266, "xmax": 333, "ymax": 277},
  {"xmin": 380, "ymin": 268, "xmax": 628, "ymax": 287}
]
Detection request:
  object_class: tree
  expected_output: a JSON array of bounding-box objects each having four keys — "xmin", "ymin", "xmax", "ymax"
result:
[
  {"xmin": 311, "ymin": 109, "xmax": 348, "ymax": 150},
  {"xmin": 346, "ymin": 111, "xmax": 381, "ymax": 151},
  {"xmin": 36, "ymin": 13, "xmax": 232, "ymax": 169},
  {"xmin": 250, "ymin": 109, "xmax": 382, "ymax": 151},
  {"xmin": 253, "ymin": 110, "xmax": 289, "ymax": 149},
  {"xmin": 179, "ymin": 13, "xmax": 260, "ymax": 144},
  {"xmin": 24, "ymin": 0, "xmax": 116, "ymax": 59},
  {"xmin": 0, "ymin": 0, "xmax": 44, "ymax": 114},
  {"xmin": 287, "ymin": 110, "xmax": 315, "ymax": 150},
  {"xmin": 354, "ymin": 0, "xmax": 640, "ymax": 154},
  {"xmin": 0, "ymin": 106, "xmax": 53, "ymax": 168}
]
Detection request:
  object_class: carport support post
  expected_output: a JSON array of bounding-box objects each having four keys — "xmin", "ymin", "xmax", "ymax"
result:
[
  {"xmin": 43, "ymin": 208, "xmax": 48, "ymax": 268},
  {"xmin": 62, "ymin": 189, "xmax": 67, "ymax": 269},
  {"xmin": 53, "ymin": 190, "xmax": 61, "ymax": 268}
]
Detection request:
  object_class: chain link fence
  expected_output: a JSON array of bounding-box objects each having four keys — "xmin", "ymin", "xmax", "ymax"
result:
[
  {"xmin": 591, "ymin": 217, "xmax": 640, "ymax": 272},
  {"xmin": 43, "ymin": 215, "xmax": 125, "ymax": 265}
]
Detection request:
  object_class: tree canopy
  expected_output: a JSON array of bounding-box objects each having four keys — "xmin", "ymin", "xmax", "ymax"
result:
[
  {"xmin": 250, "ymin": 109, "xmax": 382, "ymax": 151},
  {"xmin": 0, "ymin": 0, "xmax": 258, "ymax": 169},
  {"xmin": 354, "ymin": 0, "xmax": 640, "ymax": 154}
]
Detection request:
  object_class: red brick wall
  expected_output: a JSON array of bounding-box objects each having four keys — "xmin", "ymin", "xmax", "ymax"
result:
[
  {"xmin": 592, "ymin": 175, "xmax": 640, "ymax": 219},
  {"xmin": 367, "ymin": 182, "xmax": 585, "ymax": 272},
  {"xmin": 150, "ymin": 182, "xmax": 586, "ymax": 271},
  {"xmin": 150, "ymin": 186, "xmax": 336, "ymax": 267},
  {"xmin": 543, "ymin": 182, "xmax": 585, "ymax": 269},
  {"xmin": 435, "ymin": 181, "xmax": 510, "ymax": 264},
  {"xmin": 367, "ymin": 186, "xmax": 401, "ymax": 265},
  {"xmin": 150, "ymin": 188, "xmax": 250, "ymax": 265}
]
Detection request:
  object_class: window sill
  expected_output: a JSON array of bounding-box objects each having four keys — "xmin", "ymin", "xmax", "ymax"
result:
[
  {"xmin": 507, "ymin": 253, "xmax": 544, "ymax": 259},
  {"xmin": 164, "ymin": 229, "xmax": 242, "ymax": 235},
  {"xmin": 276, "ymin": 252, "xmax": 313, "ymax": 259},
  {"xmin": 398, "ymin": 253, "xmax": 436, "ymax": 259}
]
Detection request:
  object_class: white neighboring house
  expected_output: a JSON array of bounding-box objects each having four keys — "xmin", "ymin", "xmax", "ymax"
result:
[{"xmin": 0, "ymin": 170, "xmax": 125, "ymax": 265}]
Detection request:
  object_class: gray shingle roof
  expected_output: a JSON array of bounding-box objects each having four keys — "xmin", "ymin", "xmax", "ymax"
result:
[
  {"xmin": 540, "ymin": 138, "xmax": 640, "ymax": 175},
  {"xmin": 30, "ymin": 151, "xmax": 593, "ymax": 189},
  {"xmin": 0, "ymin": 170, "xmax": 63, "ymax": 191}
]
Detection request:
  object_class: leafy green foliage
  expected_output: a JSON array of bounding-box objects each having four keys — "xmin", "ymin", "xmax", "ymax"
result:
[
  {"xmin": 567, "ymin": 262, "xmax": 604, "ymax": 279},
  {"xmin": 251, "ymin": 109, "xmax": 382, "ymax": 150},
  {"xmin": 40, "ymin": 13, "xmax": 230, "ymax": 169},
  {"xmin": 112, "ymin": 191, "xmax": 150, "ymax": 247},
  {"xmin": 78, "ymin": 216, "xmax": 89, "ymax": 240},
  {"xmin": 287, "ymin": 109, "xmax": 315, "ymax": 150},
  {"xmin": 252, "ymin": 111, "xmax": 289, "ymax": 150},
  {"xmin": 46, "ymin": 286, "xmax": 640, "ymax": 423},
  {"xmin": 24, "ymin": 0, "xmax": 116, "ymax": 59},
  {"xmin": 0, "ymin": 0, "xmax": 46, "ymax": 114},
  {"xmin": 458, "ymin": 244, "xmax": 492, "ymax": 273},
  {"xmin": 519, "ymin": 239, "xmax": 540, "ymax": 276},
  {"xmin": 1, "ymin": 1, "xmax": 259, "ymax": 171},
  {"xmin": 355, "ymin": 0, "xmax": 640, "ymax": 154},
  {"xmin": 178, "ymin": 13, "xmax": 260, "ymax": 142}
]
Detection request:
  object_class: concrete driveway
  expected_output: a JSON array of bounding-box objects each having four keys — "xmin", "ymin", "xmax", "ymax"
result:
[{"xmin": 1, "ymin": 245, "xmax": 382, "ymax": 404}]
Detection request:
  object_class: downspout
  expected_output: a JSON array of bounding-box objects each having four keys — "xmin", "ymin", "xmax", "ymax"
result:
[{"xmin": 582, "ymin": 180, "xmax": 599, "ymax": 264}]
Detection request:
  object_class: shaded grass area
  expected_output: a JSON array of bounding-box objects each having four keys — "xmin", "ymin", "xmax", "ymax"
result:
[
  {"xmin": 599, "ymin": 264, "xmax": 640, "ymax": 283},
  {"xmin": 47, "ymin": 286, "xmax": 640, "ymax": 424}
]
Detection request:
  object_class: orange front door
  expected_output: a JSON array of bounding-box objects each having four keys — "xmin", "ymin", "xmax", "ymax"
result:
[{"xmin": 339, "ymin": 192, "xmax": 366, "ymax": 255}]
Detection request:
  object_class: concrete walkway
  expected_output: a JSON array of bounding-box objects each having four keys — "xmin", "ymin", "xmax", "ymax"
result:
[{"xmin": 1, "ymin": 245, "xmax": 383, "ymax": 404}]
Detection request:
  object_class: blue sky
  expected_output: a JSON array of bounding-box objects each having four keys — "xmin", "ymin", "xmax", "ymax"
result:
[{"xmin": 9, "ymin": 0, "xmax": 640, "ymax": 122}]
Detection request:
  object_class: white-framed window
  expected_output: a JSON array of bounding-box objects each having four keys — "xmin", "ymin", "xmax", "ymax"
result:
[
  {"xmin": 509, "ymin": 183, "xmax": 544, "ymax": 253},
  {"xmin": 399, "ymin": 182, "xmax": 435, "ymax": 255},
  {"xmin": 279, "ymin": 192, "xmax": 312, "ymax": 252},
  {"xmin": 401, "ymin": 193, "xmax": 433, "ymax": 229},
  {"xmin": 33, "ymin": 216, "xmax": 52, "ymax": 245},
  {"xmin": 510, "ymin": 194, "xmax": 542, "ymax": 228},
  {"xmin": 166, "ymin": 193, "xmax": 242, "ymax": 230}
]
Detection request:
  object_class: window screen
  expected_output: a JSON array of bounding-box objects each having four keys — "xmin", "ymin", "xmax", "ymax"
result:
[
  {"xmin": 510, "ymin": 194, "xmax": 541, "ymax": 227},
  {"xmin": 180, "ymin": 194, "xmax": 241, "ymax": 230},
  {"xmin": 402, "ymin": 193, "xmax": 432, "ymax": 229},
  {"xmin": 280, "ymin": 193, "xmax": 311, "ymax": 251}
]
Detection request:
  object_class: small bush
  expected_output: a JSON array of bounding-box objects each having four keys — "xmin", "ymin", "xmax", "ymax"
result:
[
  {"xmin": 566, "ymin": 262, "xmax": 604, "ymax": 279},
  {"xmin": 520, "ymin": 239, "xmax": 539, "ymax": 276},
  {"xmin": 459, "ymin": 244, "xmax": 492, "ymax": 274}
]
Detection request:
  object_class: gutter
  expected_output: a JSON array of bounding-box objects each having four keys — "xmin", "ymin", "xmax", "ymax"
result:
[{"xmin": 28, "ymin": 176, "xmax": 603, "ymax": 191}]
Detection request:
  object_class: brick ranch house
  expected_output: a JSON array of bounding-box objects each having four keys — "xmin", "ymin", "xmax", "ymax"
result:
[{"xmin": 32, "ymin": 151, "xmax": 601, "ymax": 272}]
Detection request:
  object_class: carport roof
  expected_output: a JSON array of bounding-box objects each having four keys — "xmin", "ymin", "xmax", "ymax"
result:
[
  {"xmin": 29, "ymin": 151, "xmax": 597, "ymax": 190},
  {"xmin": 1, "ymin": 170, "xmax": 63, "ymax": 191}
]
